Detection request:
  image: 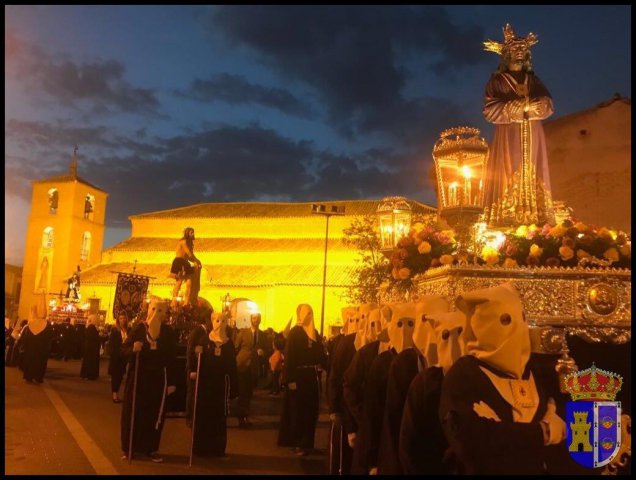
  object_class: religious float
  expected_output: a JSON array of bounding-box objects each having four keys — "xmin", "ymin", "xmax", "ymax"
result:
[{"xmin": 378, "ymin": 25, "xmax": 631, "ymax": 474}]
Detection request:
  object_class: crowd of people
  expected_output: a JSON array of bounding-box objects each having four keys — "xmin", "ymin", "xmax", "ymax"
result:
[{"xmin": 6, "ymin": 283, "xmax": 602, "ymax": 474}]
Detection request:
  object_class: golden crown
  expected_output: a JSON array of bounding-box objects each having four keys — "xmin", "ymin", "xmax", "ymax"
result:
[
  {"xmin": 483, "ymin": 23, "xmax": 538, "ymax": 55},
  {"xmin": 564, "ymin": 363, "xmax": 623, "ymax": 402}
]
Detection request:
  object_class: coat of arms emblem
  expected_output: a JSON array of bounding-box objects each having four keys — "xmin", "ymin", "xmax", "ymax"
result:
[{"xmin": 564, "ymin": 364, "xmax": 623, "ymax": 469}]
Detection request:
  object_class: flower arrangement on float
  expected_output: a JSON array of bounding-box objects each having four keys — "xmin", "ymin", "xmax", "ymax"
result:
[{"xmin": 387, "ymin": 219, "xmax": 631, "ymax": 290}]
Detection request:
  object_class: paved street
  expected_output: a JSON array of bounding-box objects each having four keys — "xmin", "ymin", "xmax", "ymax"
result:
[{"xmin": 5, "ymin": 358, "xmax": 329, "ymax": 475}]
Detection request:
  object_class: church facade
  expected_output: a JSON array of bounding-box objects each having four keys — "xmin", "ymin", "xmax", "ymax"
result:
[{"xmin": 79, "ymin": 200, "xmax": 436, "ymax": 332}]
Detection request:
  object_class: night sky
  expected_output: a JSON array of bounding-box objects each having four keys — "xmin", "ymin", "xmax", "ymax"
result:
[{"xmin": 5, "ymin": 5, "xmax": 631, "ymax": 265}]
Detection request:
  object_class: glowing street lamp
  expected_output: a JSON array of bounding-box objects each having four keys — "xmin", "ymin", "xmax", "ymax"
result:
[{"xmin": 377, "ymin": 196, "xmax": 412, "ymax": 254}]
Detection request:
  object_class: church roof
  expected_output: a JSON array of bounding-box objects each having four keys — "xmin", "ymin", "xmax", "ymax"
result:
[
  {"xmin": 129, "ymin": 199, "xmax": 436, "ymax": 220},
  {"xmin": 105, "ymin": 237, "xmax": 351, "ymax": 253},
  {"xmin": 33, "ymin": 174, "xmax": 108, "ymax": 194},
  {"xmin": 80, "ymin": 262, "xmax": 357, "ymax": 287}
]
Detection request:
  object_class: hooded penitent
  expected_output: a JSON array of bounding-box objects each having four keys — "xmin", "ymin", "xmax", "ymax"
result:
[
  {"xmin": 341, "ymin": 306, "xmax": 358, "ymax": 335},
  {"xmin": 363, "ymin": 308, "xmax": 382, "ymax": 344},
  {"xmin": 412, "ymin": 296, "xmax": 451, "ymax": 366},
  {"xmin": 146, "ymin": 297, "xmax": 169, "ymax": 341},
  {"xmin": 27, "ymin": 292, "xmax": 48, "ymax": 335},
  {"xmin": 456, "ymin": 282, "xmax": 528, "ymax": 379},
  {"xmin": 427, "ymin": 311, "xmax": 465, "ymax": 374},
  {"xmin": 296, "ymin": 303, "xmax": 317, "ymax": 341},
  {"xmin": 209, "ymin": 312, "xmax": 229, "ymax": 344},
  {"xmin": 386, "ymin": 303, "xmax": 416, "ymax": 354},
  {"xmin": 353, "ymin": 302, "xmax": 378, "ymax": 350}
]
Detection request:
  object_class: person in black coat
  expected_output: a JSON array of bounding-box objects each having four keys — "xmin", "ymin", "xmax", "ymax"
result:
[
  {"xmin": 440, "ymin": 283, "xmax": 567, "ymax": 475},
  {"xmin": 186, "ymin": 311, "xmax": 238, "ymax": 457},
  {"xmin": 343, "ymin": 303, "xmax": 393, "ymax": 475},
  {"xmin": 20, "ymin": 295, "xmax": 53, "ymax": 383},
  {"xmin": 120, "ymin": 298, "xmax": 177, "ymax": 462},
  {"xmin": 108, "ymin": 312, "xmax": 130, "ymax": 403},
  {"xmin": 399, "ymin": 310, "xmax": 465, "ymax": 475},
  {"xmin": 6, "ymin": 319, "xmax": 27, "ymax": 367},
  {"xmin": 80, "ymin": 315, "xmax": 101, "ymax": 380},
  {"xmin": 326, "ymin": 305, "xmax": 363, "ymax": 474},
  {"xmin": 277, "ymin": 304, "xmax": 327, "ymax": 456},
  {"xmin": 377, "ymin": 296, "xmax": 449, "ymax": 475}
]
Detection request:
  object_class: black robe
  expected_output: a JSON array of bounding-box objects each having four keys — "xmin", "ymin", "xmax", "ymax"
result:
[
  {"xmin": 120, "ymin": 322, "xmax": 177, "ymax": 456},
  {"xmin": 377, "ymin": 347, "xmax": 422, "ymax": 475},
  {"xmin": 326, "ymin": 332, "xmax": 356, "ymax": 474},
  {"xmin": 80, "ymin": 324, "xmax": 101, "ymax": 380},
  {"xmin": 364, "ymin": 347, "xmax": 397, "ymax": 471},
  {"xmin": 20, "ymin": 323, "xmax": 53, "ymax": 382},
  {"xmin": 278, "ymin": 325, "xmax": 327, "ymax": 449},
  {"xmin": 440, "ymin": 355, "xmax": 561, "ymax": 475},
  {"xmin": 342, "ymin": 339, "xmax": 380, "ymax": 474},
  {"xmin": 186, "ymin": 326, "xmax": 238, "ymax": 456},
  {"xmin": 108, "ymin": 327, "xmax": 127, "ymax": 392},
  {"xmin": 399, "ymin": 366, "xmax": 453, "ymax": 475}
]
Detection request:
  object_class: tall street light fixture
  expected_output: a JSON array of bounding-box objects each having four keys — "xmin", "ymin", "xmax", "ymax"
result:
[{"xmin": 311, "ymin": 203, "xmax": 345, "ymax": 338}]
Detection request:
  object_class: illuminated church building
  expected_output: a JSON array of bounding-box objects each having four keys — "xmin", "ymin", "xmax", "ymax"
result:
[{"xmin": 81, "ymin": 200, "xmax": 435, "ymax": 331}]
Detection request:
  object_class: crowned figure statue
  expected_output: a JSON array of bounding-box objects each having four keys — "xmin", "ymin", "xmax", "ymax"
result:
[{"xmin": 482, "ymin": 24, "xmax": 556, "ymax": 228}]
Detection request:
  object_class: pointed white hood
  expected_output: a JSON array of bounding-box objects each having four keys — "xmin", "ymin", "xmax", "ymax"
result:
[
  {"xmin": 209, "ymin": 312, "xmax": 229, "ymax": 344},
  {"xmin": 354, "ymin": 302, "xmax": 378, "ymax": 349},
  {"xmin": 427, "ymin": 311, "xmax": 465, "ymax": 374},
  {"xmin": 386, "ymin": 302, "xmax": 416, "ymax": 353},
  {"xmin": 296, "ymin": 303, "xmax": 317, "ymax": 341},
  {"xmin": 360, "ymin": 308, "xmax": 381, "ymax": 350},
  {"xmin": 377, "ymin": 304, "xmax": 394, "ymax": 344},
  {"xmin": 456, "ymin": 282, "xmax": 529, "ymax": 379},
  {"xmin": 341, "ymin": 306, "xmax": 358, "ymax": 335},
  {"xmin": 412, "ymin": 295, "xmax": 450, "ymax": 365},
  {"xmin": 146, "ymin": 297, "xmax": 169, "ymax": 341},
  {"xmin": 27, "ymin": 292, "xmax": 48, "ymax": 335}
]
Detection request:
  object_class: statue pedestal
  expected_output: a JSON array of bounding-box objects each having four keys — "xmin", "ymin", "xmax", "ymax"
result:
[{"xmin": 404, "ymin": 264, "xmax": 631, "ymax": 354}]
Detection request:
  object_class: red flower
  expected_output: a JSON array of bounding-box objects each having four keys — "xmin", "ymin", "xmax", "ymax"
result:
[
  {"xmin": 545, "ymin": 257, "xmax": 561, "ymax": 268},
  {"xmin": 430, "ymin": 258, "xmax": 441, "ymax": 268},
  {"xmin": 562, "ymin": 237, "xmax": 575, "ymax": 249},
  {"xmin": 505, "ymin": 243, "xmax": 518, "ymax": 257},
  {"xmin": 526, "ymin": 255, "xmax": 540, "ymax": 267}
]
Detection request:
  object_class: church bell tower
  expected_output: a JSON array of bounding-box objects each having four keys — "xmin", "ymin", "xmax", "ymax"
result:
[{"xmin": 18, "ymin": 147, "xmax": 109, "ymax": 320}]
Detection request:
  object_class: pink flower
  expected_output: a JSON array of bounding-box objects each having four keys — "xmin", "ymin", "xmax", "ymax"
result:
[
  {"xmin": 526, "ymin": 229, "xmax": 538, "ymax": 241},
  {"xmin": 541, "ymin": 224, "xmax": 552, "ymax": 236},
  {"xmin": 435, "ymin": 232, "xmax": 451, "ymax": 245}
]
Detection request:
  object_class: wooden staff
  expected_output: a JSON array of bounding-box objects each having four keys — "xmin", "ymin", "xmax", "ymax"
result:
[
  {"xmin": 189, "ymin": 346, "xmax": 203, "ymax": 467},
  {"xmin": 128, "ymin": 349, "xmax": 141, "ymax": 464}
]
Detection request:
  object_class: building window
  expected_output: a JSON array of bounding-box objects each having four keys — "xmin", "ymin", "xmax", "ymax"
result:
[
  {"xmin": 84, "ymin": 194, "xmax": 95, "ymax": 220},
  {"xmin": 48, "ymin": 188, "xmax": 59, "ymax": 214},
  {"xmin": 80, "ymin": 231, "xmax": 92, "ymax": 261},
  {"xmin": 42, "ymin": 227, "xmax": 54, "ymax": 249}
]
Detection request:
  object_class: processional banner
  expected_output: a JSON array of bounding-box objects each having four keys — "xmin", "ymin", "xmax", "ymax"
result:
[{"xmin": 113, "ymin": 273, "xmax": 149, "ymax": 321}]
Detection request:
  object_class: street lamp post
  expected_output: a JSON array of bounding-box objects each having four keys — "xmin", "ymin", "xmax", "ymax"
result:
[{"xmin": 311, "ymin": 203, "xmax": 345, "ymax": 338}]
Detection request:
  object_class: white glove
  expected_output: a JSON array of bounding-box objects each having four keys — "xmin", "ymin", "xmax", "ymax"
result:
[
  {"xmin": 329, "ymin": 413, "xmax": 340, "ymax": 423},
  {"xmin": 347, "ymin": 432, "xmax": 356, "ymax": 448},
  {"xmin": 369, "ymin": 467, "xmax": 378, "ymax": 475},
  {"xmin": 541, "ymin": 397, "xmax": 566, "ymax": 445},
  {"xmin": 167, "ymin": 385, "xmax": 176, "ymax": 395},
  {"xmin": 189, "ymin": 372, "xmax": 197, "ymax": 380},
  {"xmin": 133, "ymin": 341, "xmax": 143, "ymax": 353},
  {"xmin": 473, "ymin": 401, "xmax": 501, "ymax": 422},
  {"xmin": 194, "ymin": 345, "xmax": 203, "ymax": 355},
  {"xmin": 257, "ymin": 348, "xmax": 264, "ymax": 356}
]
